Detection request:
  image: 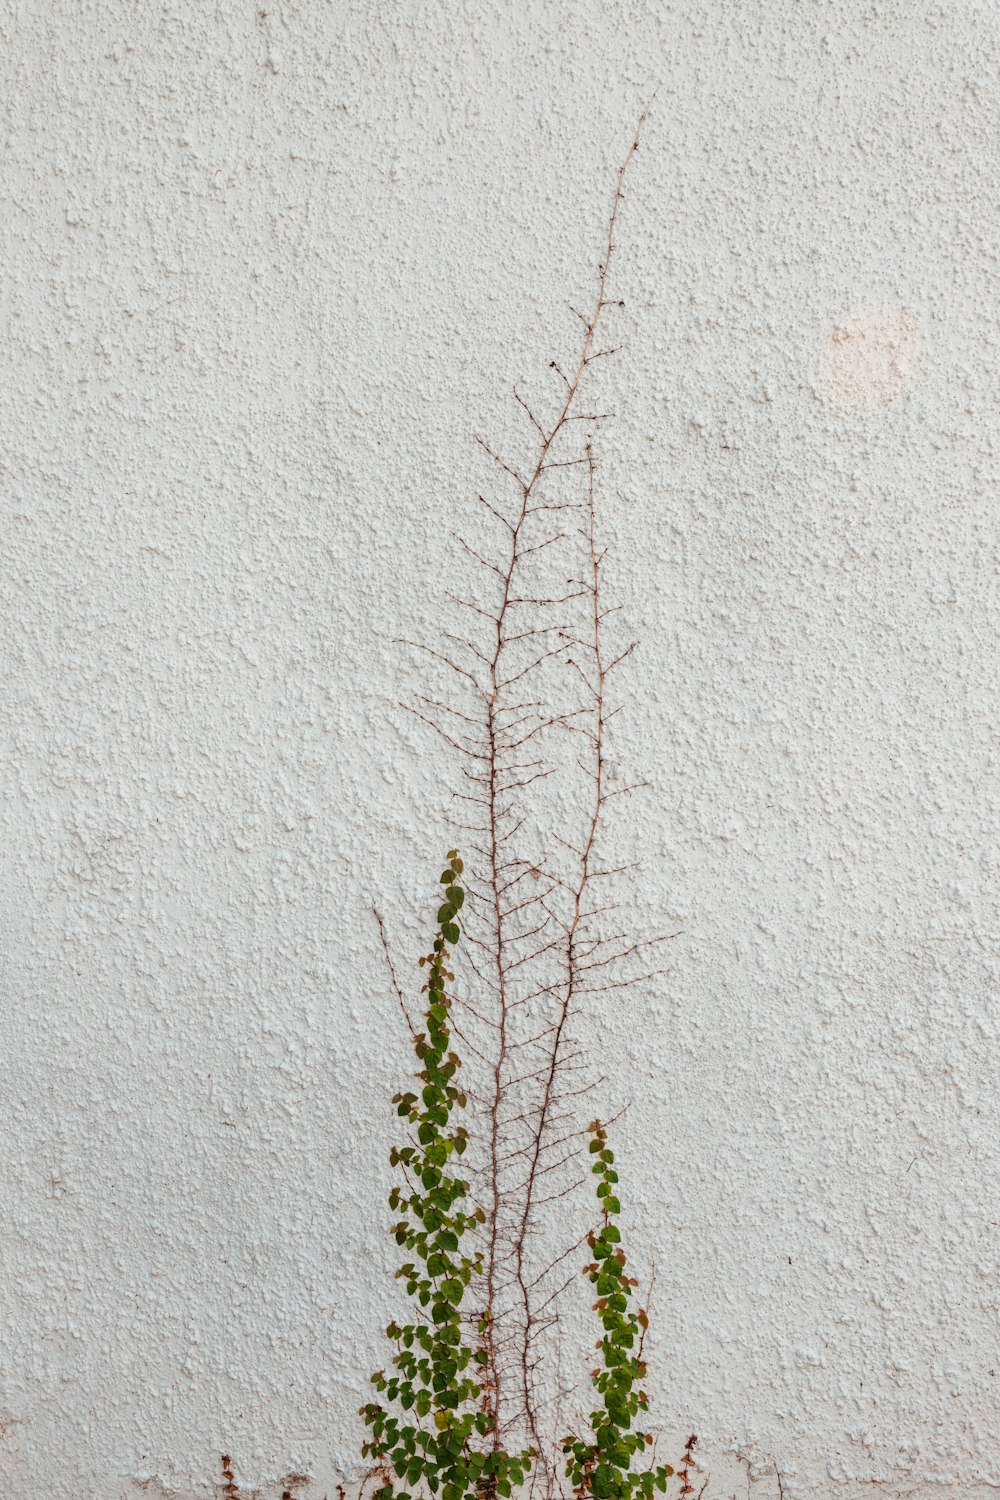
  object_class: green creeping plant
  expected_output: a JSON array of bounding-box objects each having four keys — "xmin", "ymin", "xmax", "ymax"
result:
[
  {"xmin": 360, "ymin": 853, "xmax": 533, "ymax": 1500},
  {"xmin": 561, "ymin": 1123, "xmax": 673, "ymax": 1500}
]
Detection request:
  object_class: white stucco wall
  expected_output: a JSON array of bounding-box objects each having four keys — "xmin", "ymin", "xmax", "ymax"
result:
[{"xmin": 2, "ymin": 3, "xmax": 998, "ymax": 1498}]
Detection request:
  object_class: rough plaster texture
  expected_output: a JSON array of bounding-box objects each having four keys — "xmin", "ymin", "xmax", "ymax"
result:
[{"xmin": 1, "ymin": 2, "xmax": 998, "ymax": 1498}]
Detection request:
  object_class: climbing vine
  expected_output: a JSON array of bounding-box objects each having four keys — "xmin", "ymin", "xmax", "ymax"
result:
[
  {"xmin": 363, "ymin": 108, "xmax": 691, "ymax": 1500},
  {"xmin": 361, "ymin": 854, "xmax": 534, "ymax": 1500},
  {"xmin": 561, "ymin": 1123, "xmax": 672, "ymax": 1500}
]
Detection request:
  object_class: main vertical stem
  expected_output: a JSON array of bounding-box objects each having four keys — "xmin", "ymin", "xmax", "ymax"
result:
[{"xmin": 474, "ymin": 106, "xmax": 649, "ymax": 1461}]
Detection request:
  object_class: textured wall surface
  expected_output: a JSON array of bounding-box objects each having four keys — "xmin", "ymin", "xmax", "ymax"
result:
[{"xmin": 2, "ymin": 2, "xmax": 998, "ymax": 1498}]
